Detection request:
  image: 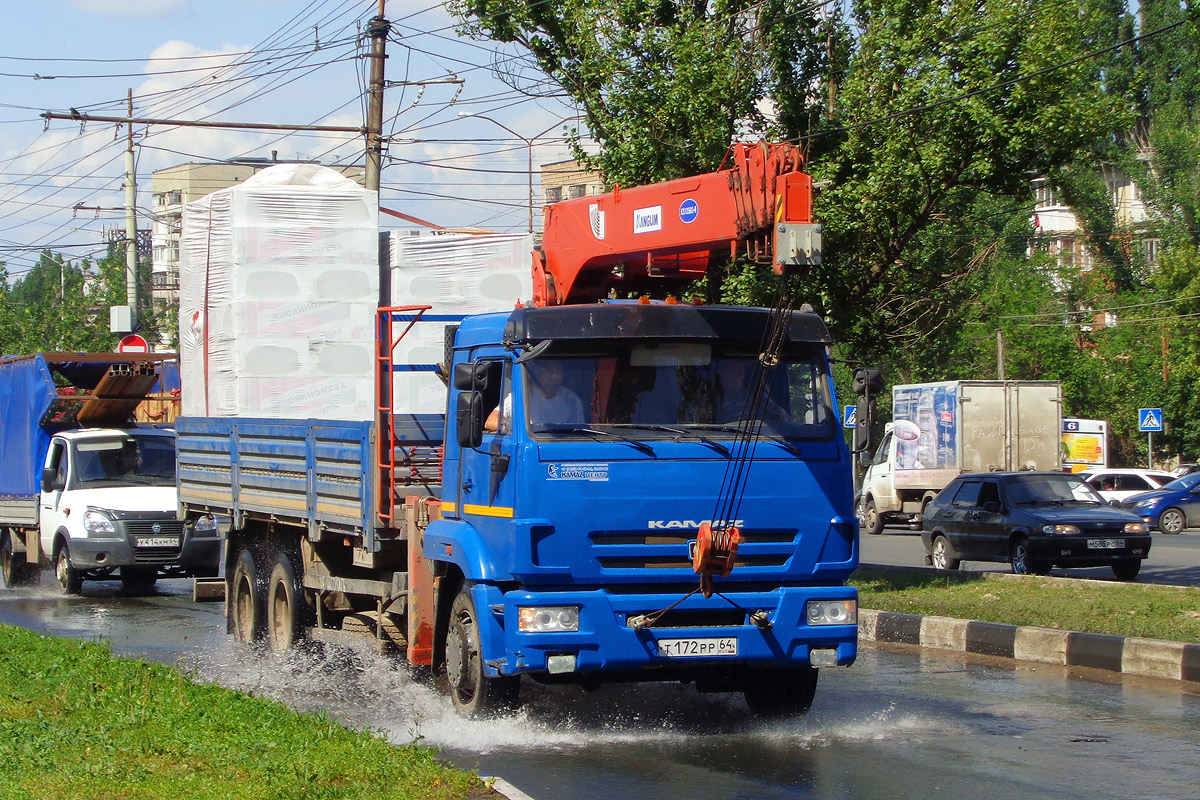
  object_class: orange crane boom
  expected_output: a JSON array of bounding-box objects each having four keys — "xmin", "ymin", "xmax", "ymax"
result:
[{"xmin": 533, "ymin": 142, "xmax": 823, "ymax": 306}]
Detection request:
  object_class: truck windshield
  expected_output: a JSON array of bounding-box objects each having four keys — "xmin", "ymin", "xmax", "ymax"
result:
[
  {"xmin": 521, "ymin": 343, "xmax": 836, "ymax": 442},
  {"xmin": 72, "ymin": 434, "xmax": 176, "ymax": 488}
]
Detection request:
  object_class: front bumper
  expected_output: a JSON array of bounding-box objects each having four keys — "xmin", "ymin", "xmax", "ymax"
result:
[
  {"xmin": 470, "ymin": 583, "xmax": 859, "ymax": 679},
  {"xmin": 1028, "ymin": 534, "xmax": 1151, "ymax": 566},
  {"xmin": 66, "ymin": 520, "xmax": 221, "ymax": 575}
]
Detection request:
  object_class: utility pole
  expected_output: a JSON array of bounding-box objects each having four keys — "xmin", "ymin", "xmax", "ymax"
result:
[
  {"xmin": 124, "ymin": 89, "xmax": 138, "ymax": 330},
  {"xmin": 364, "ymin": 2, "xmax": 388, "ymax": 195}
]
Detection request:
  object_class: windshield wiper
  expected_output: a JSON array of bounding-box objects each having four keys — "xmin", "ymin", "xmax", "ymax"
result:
[
  {"xmin": 610, "ymin": 424, "xmax": 731, "ymax": 457},
  {"xmin": 688, "ymin": 424, "xmax": 803, "ymax": 456},
  {"xmin": 536, "ymin": 425, "xmax": 656, "ymax": 456}
]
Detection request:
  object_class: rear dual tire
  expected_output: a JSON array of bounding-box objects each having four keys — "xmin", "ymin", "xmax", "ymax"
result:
[{"xmin": 1, "ymin": 534, "xmax": 40, "ymax": 588}]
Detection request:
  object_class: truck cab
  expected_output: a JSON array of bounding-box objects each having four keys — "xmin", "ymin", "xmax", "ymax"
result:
[
  {"xmin": 428, "ymin": 303, "xmax": 860, "ymax": 714},
  {"xmin": 39, "ymin": 427, "xmax": 220, "ymax": 594}
]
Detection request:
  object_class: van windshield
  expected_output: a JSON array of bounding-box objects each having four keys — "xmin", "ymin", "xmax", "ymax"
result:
[{"xmin": 72, "ymin": 434, "xmax": 176, "ymax": 488}]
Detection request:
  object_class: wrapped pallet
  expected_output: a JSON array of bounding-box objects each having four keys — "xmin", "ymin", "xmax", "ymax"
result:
[
  {"xmin": 178, "ymin": 164, "xmax": 379, "ymax": 420},
  {"xmin": 384, "ymin": 231, "xmax": 533, "ymax": 413}
]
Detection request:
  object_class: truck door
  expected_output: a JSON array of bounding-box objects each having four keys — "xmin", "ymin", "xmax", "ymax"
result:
[
  {"xmin": 454, "ymin": 357, "xmax": 519, "ymax": 529},
  {"xmin": 38, "ymin": 439, "xmax": 69, "ymax": 554}
]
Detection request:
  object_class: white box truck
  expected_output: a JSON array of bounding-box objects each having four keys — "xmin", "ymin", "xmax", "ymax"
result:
[{"xmin": 858, "ymin": 380, "xmax": 1062, "ymax": 534}]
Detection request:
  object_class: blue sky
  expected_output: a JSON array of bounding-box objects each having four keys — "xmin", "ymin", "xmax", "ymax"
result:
[{"xmin": 0, "ymin": 0, "xmax": 582, "ymax": 277}]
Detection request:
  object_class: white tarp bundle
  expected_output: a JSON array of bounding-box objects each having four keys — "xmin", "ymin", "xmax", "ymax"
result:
[
  {"xmin": 179, "ymin": 163, "xmax": 380, "ymax": 420},
  {"xmin": 384, "ymin": 231, "xmax": 533, "ymax": 413}
]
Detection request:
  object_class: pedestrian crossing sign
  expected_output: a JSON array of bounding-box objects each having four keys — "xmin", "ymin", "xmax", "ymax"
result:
[
  {"xmin": 844, "ymin": 405, "xmax": 857, "ymax": 428},
  {"xmin": 1138, "ymin": 408, "xmax": 1163, "ymax": 432}
]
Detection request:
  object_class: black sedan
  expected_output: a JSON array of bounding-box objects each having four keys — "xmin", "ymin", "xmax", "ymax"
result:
[{"xmin": 921, "ymin": 472, "xmax": 1152, "ymax": 580}]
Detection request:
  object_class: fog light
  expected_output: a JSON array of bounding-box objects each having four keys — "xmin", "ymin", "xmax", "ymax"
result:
[
  {"xmin": 518, "ymin": 606, "xmax": 580, "ymax": 633},
  {"xmin": 806, "ymin": 599, "xmax": 857, "ymax": 626},
  {"xmin": 547, "ymin": 654, "xmax": 577, "ymax": 674},
  {"xmin": 810, "ymin": 647, "xmax": 839, "ymax": 667}
]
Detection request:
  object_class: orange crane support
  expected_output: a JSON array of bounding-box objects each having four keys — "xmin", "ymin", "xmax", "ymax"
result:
[{"xmin": 533, "ymin": 142, "xmax": 823, "ymax": 306}]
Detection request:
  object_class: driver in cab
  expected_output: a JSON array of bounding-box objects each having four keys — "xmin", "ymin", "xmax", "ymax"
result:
[{"xmin": 485, "ymin": 360, "xmax": 584, "ymax": 432}]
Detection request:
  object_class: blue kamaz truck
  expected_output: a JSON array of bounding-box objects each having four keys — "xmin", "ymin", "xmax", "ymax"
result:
[{"xmin": 176, "ymin": 144, "xmax": 865, "ymax": 717}]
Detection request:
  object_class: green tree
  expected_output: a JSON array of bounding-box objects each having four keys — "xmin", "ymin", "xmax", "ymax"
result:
[
  {"xmin": 810, "ymin": 0, "xmax": 1130, "ymax": 364},
  {"xmin": 448, "ymin": 0, "xmax": 834, "ymax": 186}
]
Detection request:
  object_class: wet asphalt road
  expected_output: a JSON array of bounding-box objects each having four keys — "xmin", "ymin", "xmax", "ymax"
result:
[{"xmin": 1, "ymin": 576, "xmax": 1198, "ymax": 800}]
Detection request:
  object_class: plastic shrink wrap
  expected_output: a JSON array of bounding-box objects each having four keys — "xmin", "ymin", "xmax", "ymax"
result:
[
  {"xmin": 384, "ymin": 231, "xmax": 532, "ymax": 413},
  {"xmin": 179, "ymin": 164, "xmax": 379, "ymax": 420}
]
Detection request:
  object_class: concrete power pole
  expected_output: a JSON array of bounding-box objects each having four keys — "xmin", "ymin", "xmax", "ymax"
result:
[
  {"xmin": 124, "ymin": 89, "xmax": 138, "ymax": 330},
  {"xmin": 364, "ymin": 3, "xmax": 388, "ymax": 196}
]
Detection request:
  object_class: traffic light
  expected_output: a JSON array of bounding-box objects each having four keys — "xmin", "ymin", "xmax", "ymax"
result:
[{"xmin": 853, "ymin": 367, "xmax": 883, "ymax": 396}]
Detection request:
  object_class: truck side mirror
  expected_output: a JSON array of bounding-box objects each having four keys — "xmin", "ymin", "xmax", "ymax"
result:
[
  {"xmin": 452, "ymin": 361, "xmax": 490, "ymax": 391},
  {"xmin": 42, "ymin": 466, "xmax": 61, "ymax": 493},
  {"xmin": 456, "ymin": 391, "xmax": 483, "ymax": 449},
  {"xmin": 850, "ymin": 396, "xmax": 876, "ymax": 454}
]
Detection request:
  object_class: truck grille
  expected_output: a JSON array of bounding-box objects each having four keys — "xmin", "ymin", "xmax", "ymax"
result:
[
  {"xmin": 124, "ymin": 520, "xmax": 186, "ymax": 564},
  {"xmin": 590, "ymin": 529, "xmax": 796, "ymax": 572}
]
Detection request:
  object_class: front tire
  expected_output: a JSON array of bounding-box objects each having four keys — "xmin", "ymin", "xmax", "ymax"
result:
[
  {"xmin": 444, "ymin": 587, "xmax": 519, "ymax": 717},
  {"xmin": 930, "ymin": 534, "xmax": 960, "ymax": 570},
  {"xmin": 1009, "ymin": 537, "xmax": 1048, "ymax": 576},
  {"xmin": 1158, "ymin": 507, "xmax": 1186, "ymax": 534},
  {"xmin": 744, "ymin": 667, "xmax": 819, "ymax": 717},
  {"xmin": 1111, "ymin": 559, "xmax": 1142, "ymax": 581},
  {"xmin": 230, "ymin": 547, "xmax": 265, "ymax": 644},
  {"xmin": 266, "ymin": 551, "xmax": 306, "ymax": 652},
  {"xmin": 863, "ymin": 498, "xmax": 884, "ymax": 536},
  {"xmin": 55, "ymin": 544, "xmax": 82, "ymax": 595}
]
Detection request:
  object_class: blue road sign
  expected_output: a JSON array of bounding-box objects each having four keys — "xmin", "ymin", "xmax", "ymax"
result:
[
  {"xmin": 1138, "ymin": 408, "xmax": 1163, "ymax": 432},
  {"xmin": 844, "ymin": 405, "xmax": 857, "ymax": 428}
]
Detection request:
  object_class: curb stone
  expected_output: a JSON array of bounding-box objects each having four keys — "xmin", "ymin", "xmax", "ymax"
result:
[{"xmin": 859, "ymin": 608, "xmax": 1200, "ymax": 683}]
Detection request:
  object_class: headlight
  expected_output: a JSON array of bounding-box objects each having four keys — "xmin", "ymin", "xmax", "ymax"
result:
[
  {"xmin": 83, "ymin": 510, "xmax": 115, "ymax": 535},
  {"xmin": 1123, "ymin": 522, "xmax": 1149, "ymax": 534},
  {"xmin": 806, "ymin": 599, "xmax": 857, "ymax": 626},
  {"xmin": 1042, "ymin": 524, "xmax": 1081, "ymax": 535},
  {"xmin": 192, "ymin": 515, "xmax": 218, "ymax": 534},
  {"xmin": 518, "ymin": 606, "xmax": 580, "ymax": 633}
]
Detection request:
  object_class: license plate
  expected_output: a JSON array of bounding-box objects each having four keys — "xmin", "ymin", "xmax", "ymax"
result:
[
  {"xmin": 656, "ymin": 637, "xmax": 738, "ymax": 658},
  {"xmin": 135, "ymin": 536, "xmax": 180, "ymax": 548},
  {"xmin": 1087, "ymin": 538, "xmax": 1125, "ymax": 550}
]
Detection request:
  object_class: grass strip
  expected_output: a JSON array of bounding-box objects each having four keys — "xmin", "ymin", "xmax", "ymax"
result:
[
  {"xmin": 0, "ymin": 624, "xmax": 492, "ymax": 800},
  {"xmin": 851, "ymin": 566, "xmax": 1200, "ymax": 643}
]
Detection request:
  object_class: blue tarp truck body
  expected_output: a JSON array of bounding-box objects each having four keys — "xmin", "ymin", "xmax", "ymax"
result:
[
  {"xmin": 0, "ymin": 353, "xmax": 220, "ymax": 591},
  {"xmin": 178, "ymin": 303, "xmax": 861, "ymax": 717}
]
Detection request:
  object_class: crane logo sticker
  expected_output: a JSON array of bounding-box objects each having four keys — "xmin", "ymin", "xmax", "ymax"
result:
[
  {"xmin": 633, "ymin": 205, "xmax": 663, "ymax": 234},
  {"xmin": 679, "ymin": 198, "xmax": 699, "ymax": 224},
  {"xmin": 547, "ymin": 463, "xmax": 609, "ymax": 482}
]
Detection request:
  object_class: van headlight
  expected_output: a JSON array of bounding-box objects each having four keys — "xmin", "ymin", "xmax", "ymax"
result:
[
  {"xmin": 192, "ymin": 515, "xmax": 218, "ymax": 535},
  {"xmin": 806, "ymin": 599, "xmax": 857, "ymax": 626},
  {"xmin": 83, "ymin": 510, "xmax": 116, "ymax": 535},
  {"xmin": 518, "ymin": 606, "xmax": 580, "ymax": 633}
]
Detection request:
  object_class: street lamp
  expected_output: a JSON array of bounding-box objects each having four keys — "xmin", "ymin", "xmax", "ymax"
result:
[{"xmin": 457, "ymin": 111, "xmax": 575, "ymax": 233}]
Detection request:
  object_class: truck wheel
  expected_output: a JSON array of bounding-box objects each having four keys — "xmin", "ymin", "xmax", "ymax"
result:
[
  {"xmin": 930, "ymin": 535, "xmax": 960, "ymax": 570},
  {"xmin": 1158, "ymin": 507, "xmax": 1186, "ymax": 534},
  {"xmin": 266, "ymin": 552, "xmax": 305, "ymax": 652},
  {"xmin": 120, "ymin": 567, "xmax": 158, "ymax": 594},
  {"xmin": 231, "ymin": 547, "xmax": 265, "ymax": 644},
  {"xmin": 1, "ymin": 534, "xmax": 40, "ymax": 588},
  {"xmin": 1111, "ymin": 559, "xmax": 1141, "ymax": 581},
  {"xmin": 55, "ymin": 545, "xmax": 82, "ymax": 596},
  {"xmin": 1009, "ymin": 537, "xmax": 1048, "ymax": 576},
  {"xmin": 444, "ymin": 587, "xmax": 519, "ymax": 717},
  {"xmin": 744, "ymin": 667, "xmax": 818, "ymax": 716},
  {"xmin": 863, "ymin": 499, "xmax": 884, "ymax": 536}
]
